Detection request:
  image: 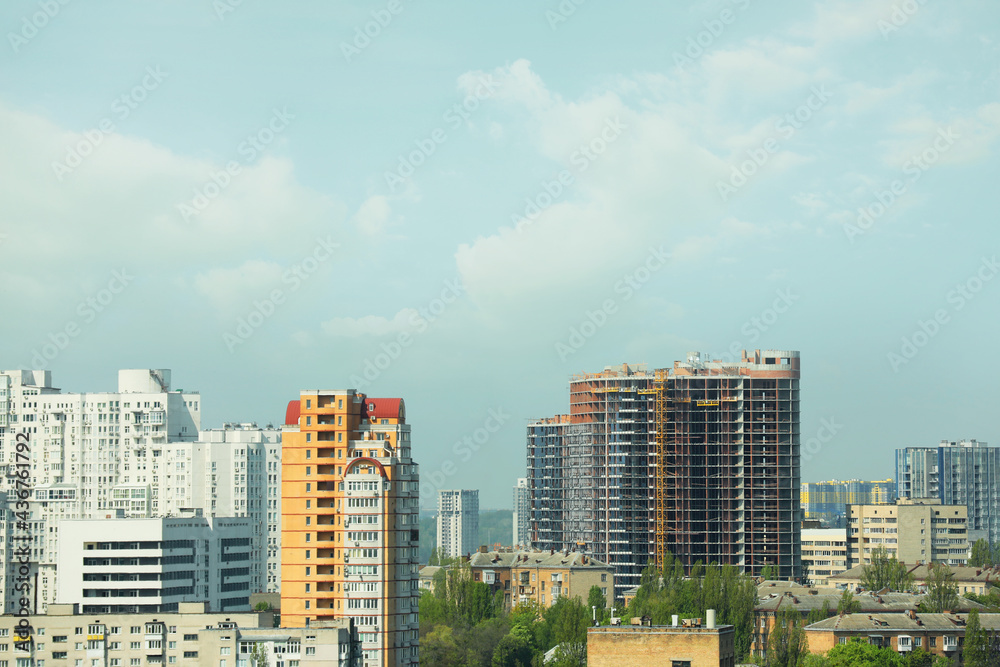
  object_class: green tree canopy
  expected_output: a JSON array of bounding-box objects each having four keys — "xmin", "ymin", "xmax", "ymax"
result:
[
  {"xmin": 766, "ymin": 609, "xmax": 809, "ymax": 667},
  {"xmin": 860, "ymin": 546, "xmax": 915, "ymax": 592},
  {"xmin": 920, "ymin": 563, "xmax": 960, "ymax": 613},
  {"xmin": 836, "ymin": 589, "xmax": 861, "ymax": 615}
]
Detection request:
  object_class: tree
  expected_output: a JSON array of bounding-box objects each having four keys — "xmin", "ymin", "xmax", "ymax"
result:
[
  {"xmin": 252, "ymin": 601, "xmax": 271, "ymax": 611},
  {"xmin": 766, "ymin": 609, "xmax": 809, "ymax": 667},
  {"xmin": 762, "ymin": 564, "xmax": 777, "ymax": 580},
  {"xmin": 249, "ymin": 642, "xmax": 269, "ymax": 667},
  {"xmin": 962, "ymin": 608, "xmax": 1000, "ymax": 667},
  {"xmin": 921, "ymin": 564, "xmax": 960, "ymax": 613},
  {"xmin": 823, "ymin": 639, "xmax": 905, "ymax": 666},
  {"xmin": 860, "ymin": 546, "xmax": 915, "ymax": 592},
  {"xmin": 587, "ymin": 585, "xmax": 606, "ymax": 622},
  {"xmin": 806, "ymin": 600, "xmax": 830, "ymax": 625},
  {"xmin": 905, "ymin": 648, "xmax": 934, "ymax": 667},
  {"xmin": 970, "ymin": 539, "xmax": 994, "ymax": 568},
  {"xmin": 836, "ymin": 589, "xmax": 861, "ymax": 615},
  {"xmin": 422, "ymin": 625, "xmax": 464, "ymax": 666},
  {"xmin": 492, "ymin": 632, "xmax": 534, "ymax": 667}
]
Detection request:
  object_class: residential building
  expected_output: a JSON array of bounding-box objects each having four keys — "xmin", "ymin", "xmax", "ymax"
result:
[
  {"xmin": 896, "ymin": 440, "xmax": 1000, "ymax": 543},
  {"xmin": 801, "ymin": 528, "xmax": 849, "ymax": 586},
  {"xmin": 830, "ymin": 563, "xmax": 1000, "ymax": 596},
  {"xmin": 513, "ymin": 478, "xmax": 530, "ymax": 548},
  {"xmin": 528, "ymin": 351, "xmax": 801, "ymax": 599},
  {"xmin": 280, "ymin": 390, "xmax": 420, "ymax": 667},
  {"xmin": 0, "ymin": 492, "xmax": 14, "ymax": 615},
  {"xmin": 846, "ymin": 498, "xmax": 968, "ymax": 567},
  {"xmin": 804, "ymin": 612, "xmax": 1000, "ymax": 660},
  {"xmin": 752, "ymin": 581, "xmax": 985, "ymax": 658},
  {"xmin": 0, "ymin": 368, "xmax": 201, "ymax": 612},
  {"xmin": 162, "ymin": 423, "xmax": 283, "ymax": 593},
  {"xmin": 55, "ymin": 514, "xmax": 252, "ymax": 613},
  {"xmin": 0, "ymin": 601, "xmax": 359, "ymax": 667},
  {"xmin": 436, "ymin": 489, "xmax": 478, "ymax": 559},
  {"xmin": 801, "ymin": 479, "xmax": 896, "ymax": 527},
  {"xmin": 468, "ymin": 548, "xmax": 613, "ymax": 610},
  {"xmin": 588, "ymin": 616, "xmax": 736, "ymax": 667}
]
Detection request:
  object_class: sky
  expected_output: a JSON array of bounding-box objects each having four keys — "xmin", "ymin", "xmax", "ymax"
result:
[{"xmin": 1, "ymin": 0, "xmax": 999, "ymax": 509}]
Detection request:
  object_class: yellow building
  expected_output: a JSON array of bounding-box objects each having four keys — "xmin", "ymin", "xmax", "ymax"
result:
[
  {"xmin": 468, "ymin": 549, "xmax": 613, "ymax": 610},
  {"xmin": 280, "ymin": 390, "xmax": 419, "ymax": 667}
]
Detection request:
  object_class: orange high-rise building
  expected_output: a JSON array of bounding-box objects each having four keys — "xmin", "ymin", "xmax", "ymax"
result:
[{"xmin": 281, "ymin": 390, "xmax": 419, "ymax": 667}]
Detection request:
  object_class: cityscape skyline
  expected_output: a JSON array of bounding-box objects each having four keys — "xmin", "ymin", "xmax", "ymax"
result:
[{"xmin": 3, "ymin": 2, "xmax": 1000, "ymax": 509}]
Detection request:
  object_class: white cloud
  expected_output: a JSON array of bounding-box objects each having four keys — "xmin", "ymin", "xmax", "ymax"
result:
[
  {"xmin": 352, "ymin": 195, "xmax": 393, "ymax": 236},
  {"xmin": 321, "ymin": 309, "xmax": 419, "ymax": 337}
]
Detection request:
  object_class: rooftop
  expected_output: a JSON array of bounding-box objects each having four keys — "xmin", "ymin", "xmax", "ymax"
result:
[
  {"xmin": 831, "ymin": 563, "xmax": 1000, "ymax": 583},
  {"xmin": 469, "ymin": 550, "xmax": 610, "ymax": 570},
  {"xmin": 807, "ymin": 612, "xmax": 1000, "ymax": 632}
]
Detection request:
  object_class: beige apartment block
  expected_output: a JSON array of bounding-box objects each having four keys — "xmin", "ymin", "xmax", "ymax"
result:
[
  {"xmin": 0, "ymin": 602, "xmax": 358, "ymax": 667},
  {"xmin": 468, "ymin": 549, "xmax": 613, "ymax": 610},
  {"xmin": 846, "ymin": 499, "xmax": 968, "ymax": 567}
]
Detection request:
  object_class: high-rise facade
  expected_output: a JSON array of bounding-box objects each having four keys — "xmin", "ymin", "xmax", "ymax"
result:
[
  {"xmin": 0, "ymin": 369, "xmax": 200, "ymax": 612},
  {"xmin": 280, "ymin": 390, "xmax": 419, "ymax": 667},
  {"xmin": 436, "ymin": 489, "xmax": 478, "ymax": 558},
  {"xmin": 801, "ymin": 479, "xmax": 896, "ymax": 527},
  {"xmin": 896, "ymin": 440, "xmax": 1000, "ymax": 543},
  {"xmin": 528, "ymin": 351, "xmax": 801, "ymax": 599},
  {"xmin": 513, "ymin": 478, "xmax": 530, "ymax": 547}
]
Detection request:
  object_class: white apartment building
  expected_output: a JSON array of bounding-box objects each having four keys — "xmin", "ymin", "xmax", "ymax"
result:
[
  {"xmin": 0, "ymin": 369, "xmax": 201, "ymax": 612},
  {"xmin": 56, "ymin": 515, "xmax": 253, "ymax": 613},
  {"xmin": 162, "ymin": 423, "xmax": 282, "ymax": 593},
  {"xmin": 513, "ymin": 478, "xmax": 530, "ymax": 548},
  {"xmin": 801, "ymin": 528, "xmax": 849, "ymax": 586},
  {"xmin": 437, "ymin": 489, "xmax": 479, "ymax": 559}
]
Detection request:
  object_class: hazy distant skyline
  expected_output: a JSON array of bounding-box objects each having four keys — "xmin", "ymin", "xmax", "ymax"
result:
[{"xmin": 2, "ymin": 1, "xmax": 999, "ymax": 507}]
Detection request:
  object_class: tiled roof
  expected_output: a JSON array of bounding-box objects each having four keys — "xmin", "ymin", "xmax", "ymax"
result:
[
  {"xmin": 468, "ymin": 550, "xmax": 610, "ymax": 569},
  {"xmin": 807, "ymin": 612, "xmax": 1000, "ymax": 632}
]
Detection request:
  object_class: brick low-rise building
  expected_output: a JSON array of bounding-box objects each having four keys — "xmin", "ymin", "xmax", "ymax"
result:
[
  {"xmin": 829, "ymin": 562, "xmax": 1000, "ymax": 596},
  {"xmin": 588, "ymin": 619, "xmax": 736, "ymax": 667},
  {"xmin": 805, "ymin": 612, "xmax": 1000, "ymax": 660},
  {"xmin": 468, "ymin": 549, "xmax": 613, "ymax": 610},
  {"xmin": 752, "ymin": 581, "xmax": 985, "ymax": 659}
]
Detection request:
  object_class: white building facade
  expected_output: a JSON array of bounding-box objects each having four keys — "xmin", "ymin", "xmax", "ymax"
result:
[
  {"xmin": 437, "ymin": 489, "xmax": 479, "ymax": 559},
  {"xmin": 162, "ymin": 424, "xmax": 282, "ymax": 593},
  {"xmin": 56, "ymin": 515, "xmax": 253, "ymax": 613},
  {"xmin": 513, "ymin": 478, "xmax": 530, "ymax": 548},
  {"xmin": 0, "ymin": 369, "xmax": 201, "ymax": 612}
]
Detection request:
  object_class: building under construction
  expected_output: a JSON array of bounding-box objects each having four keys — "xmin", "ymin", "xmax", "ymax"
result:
[{"xmin": 527, "ymin": 350, "xmax": 801, "ymax": 600}]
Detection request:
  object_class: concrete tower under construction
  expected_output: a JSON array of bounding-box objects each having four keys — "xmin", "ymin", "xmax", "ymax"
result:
[{"xmin": 527, "ymin": 350, "xmax": 801, "ymax": 599}]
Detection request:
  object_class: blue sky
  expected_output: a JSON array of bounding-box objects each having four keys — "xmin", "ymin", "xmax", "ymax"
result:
[{"xmin": 2, "ymin": 0, "xmax": 999, "ymax": 508}]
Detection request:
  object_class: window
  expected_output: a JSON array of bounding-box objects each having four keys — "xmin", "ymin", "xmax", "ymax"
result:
[
  {"xmin": 130, "ymin": 627, "xmax": 141, "ymax": 635},
  {"xmin": 601, "ymin": 574, "xmax": 607, "ymax": 582},
  {"xmin": 305, "ymin": 647, "xmax": 315, "ymax": 655},
  {"xmin": 183, "ymin": 635, "xmax": 197, "ymax": 642},
  {"xmin": 672, "ymin": 662, "xmax": 692, "ymax": 667},
  {"xmin": 220, "ymin": 647, "xmax": 230, "ymax": 656}
]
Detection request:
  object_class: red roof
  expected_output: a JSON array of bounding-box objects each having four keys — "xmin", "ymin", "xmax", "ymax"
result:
[
  {"xmin": 285, "ymin": 400, "xmax": 301, "ymax": 426},
  {"xmin": 364, "ymin": 398, "xmax": 404, "ymax": 421}
]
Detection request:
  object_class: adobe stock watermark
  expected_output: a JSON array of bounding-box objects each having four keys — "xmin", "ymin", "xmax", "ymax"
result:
[
  {"xmin": 878, "ymin": 0, "xmax": 930, "ymax": 39},
  {"xmin": 511, "ymin": 116, "xmax": 627, "ymax": 233},
  {"xmin": 350, "ymin": 279, "xmax": 465, "ymax": 390},
  {"xmin": 52, "ymin": 66, "xmax": 168, "ymax": 181},
  {"xmin": 178, "ymin": 108, "xmax": 294, "ymax": 221},
  {"xmin": 213, "ymin": 0, "xmax": 248, "ymax": 21},
  {"xmin": 7, "ymin": 0, "xmax": 72, "ymax": 53},
  {"xmin": 223, "ymin": 237, "xmax": 339, "ymax": 353},
  {"xmin": 802, "ymin": 417, "xmax": 844, "ymax": 463},
  {"xmin": 717, "ymin": 85, "xmax": 832, "ymax": 202},
  {"xmin": 843, "ymin": 127, "xmax": 959, "ymax": 242},
  {"xmin": 545, "ymin": 0, "xmax": 589, "ymax": 30},
  {"xmin": 673, "ymin": 0, "xmax": 752, "ymax": 70},
  {"xmin": 555, "ymin": 246, "xmax": 668, "ymax": 361},
  {"xmin": 341, "ymin": 0, "xmax": 412, "ymax": 62},
  {"xmin": 418, "ymin": 408, "xmax": 511, "ymax": 499},
  {"xmin": 887, "ymin": 255, "xmax": 999, "ymax": 372},
  {"xmin": 716, "ymin": 288, "xmax": 800, "ymax": 363},
  {"xmin": 21, "ymin": 269, "xmax": 134, "ymax": 370},
  {"xmin": 384, "ymin": 76, "xmax": 501, "ymax": 193}
]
